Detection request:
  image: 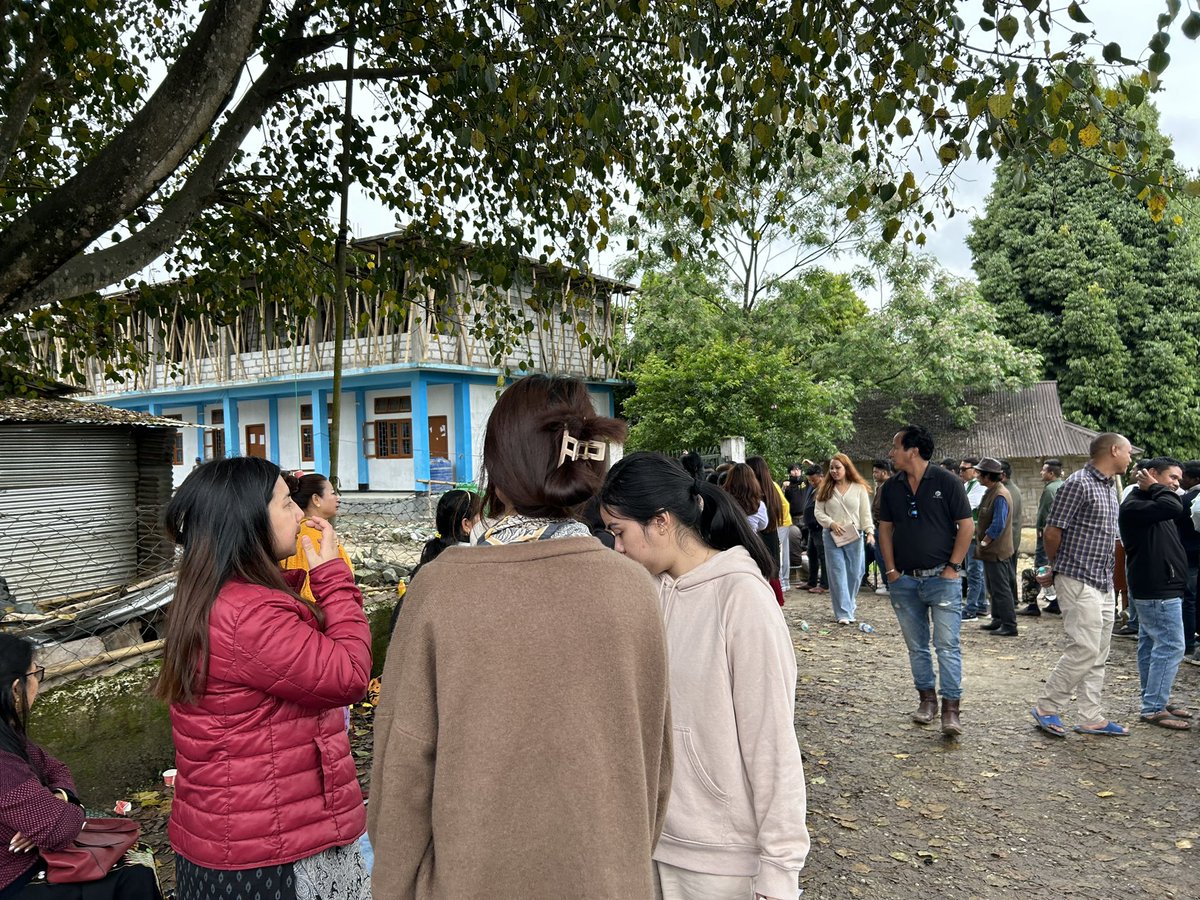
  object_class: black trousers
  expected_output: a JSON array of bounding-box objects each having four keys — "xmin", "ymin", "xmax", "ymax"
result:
[
  {"xmin": 984, "ymin": 557, "xmax": 1018, "ymax": 627},
  {"xmin": 806, "ymin": 527, "xmax": 828, "ymax": 588}
]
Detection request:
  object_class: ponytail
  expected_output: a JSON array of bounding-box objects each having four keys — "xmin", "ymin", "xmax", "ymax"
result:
[
  {"xmin": 694, "ymin": 481, "xmax": 775, "ymax": 578},
  {"xmin": 601, "ymin": 452, "xmax": 774, "ymax": 579}
]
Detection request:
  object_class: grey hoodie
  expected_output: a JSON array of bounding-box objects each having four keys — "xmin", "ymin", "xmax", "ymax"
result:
[{"xmin": 653, "ymin": 546, "xmax": 809, "ymax": 898}]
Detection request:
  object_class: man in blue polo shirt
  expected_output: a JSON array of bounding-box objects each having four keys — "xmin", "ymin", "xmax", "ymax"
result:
[{"xmin": 878, "ymin": 424, "xmax": 975, "ymax": 736}]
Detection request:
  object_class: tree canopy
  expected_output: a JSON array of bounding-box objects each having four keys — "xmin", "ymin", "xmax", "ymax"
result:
[
  {"xmin": 1, "ymin": 0, "xmax": 1197, "ymax": 389},
  {"xmin": 968, "ymin": 98, "xmax": 1200, "ymax": 456}
]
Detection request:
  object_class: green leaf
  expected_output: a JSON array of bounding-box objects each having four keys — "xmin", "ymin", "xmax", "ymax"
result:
[
  {"xmin": 1066, "ymin": 2, "xmax": 1091, "ymax": 24},
  {"xmin": 1149, "ymin": 51, "xmax": 1171, "ymax": 74},
  {"xmin": 997, "ymin": 15, "xmax": 1019, "ymax": 44},
  {"xmin": 1101, "ymin": 42, "xmax": 1122, "ymax": 63},
  {"xmin": 1182, "ymin": 13, "xmax": 1200, "ymax": 40}
]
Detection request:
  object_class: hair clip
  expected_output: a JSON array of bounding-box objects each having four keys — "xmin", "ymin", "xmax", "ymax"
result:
[{"xmin": 558, "ymin": 429, "xmax": 607, "ymax": 467}]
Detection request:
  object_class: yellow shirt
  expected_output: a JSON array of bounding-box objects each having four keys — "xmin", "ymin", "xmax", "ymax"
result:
[
  {"xmin": 281, "ymin": 520, "xmax": 354, "ymax": 604},
  {"xmin": 774, "ymin": 483, "xmax": 793, "ymax": 528}
]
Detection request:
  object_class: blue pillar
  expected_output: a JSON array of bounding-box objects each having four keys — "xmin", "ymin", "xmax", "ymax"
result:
[
  {"xmin": 312, "ymin": 388, "xmax": 330, "ymax": 476},
  {"xmin": 354, "ymin": 390, "xmax": 369, "ymax": 489},
  {"xmin": 222, "ymin": 395, "xmax": 240, "ymax": 457},
  {"xmin": 147, "ymin": 400, "xmax": 162, "ymax": 416},
  {"xmin": 411, "ymin": 374, "xmax": 430, "ymax": 491},
  {"xmin": 194, "ymin": 406, "xmax": 206, "ymax": 461},
  {"xmin": 267, "ymin": 397, "xmax": 280, "ymax": 465},
  {"xmin": 453, "ymin": 380, "xmax": 473, "ymax": 484}
]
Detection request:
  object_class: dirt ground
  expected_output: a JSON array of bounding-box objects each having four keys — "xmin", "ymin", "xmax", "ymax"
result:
[
  {"xmin": 136, "ymin": 581, "xmax": 1199, "ymax": 899},
  {"xmin": 785, "ymin": 582, "xmax": 1200, "ymax": 899}
]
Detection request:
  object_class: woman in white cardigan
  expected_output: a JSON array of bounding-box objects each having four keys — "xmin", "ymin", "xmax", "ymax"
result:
[{"xmin": 814, "ymin": 453, "xmax": 875, "ymax": 624}]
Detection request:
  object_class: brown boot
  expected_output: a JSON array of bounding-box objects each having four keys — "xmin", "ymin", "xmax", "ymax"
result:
[
  {"xmin": 912, "ymin": 690, "xmax": 938, "ymax": 724},
  {"xmin": 941, "ymin": 698, "xmax": 962, "ymax": 736}
]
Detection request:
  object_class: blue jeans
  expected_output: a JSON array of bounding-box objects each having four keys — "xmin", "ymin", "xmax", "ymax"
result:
[
  {"xmin": 889, "ymin": 574, "xmax": 964, "ymax": 699},
  {"xmin": 1134, "ymin": 597, "xmax": 1185, "ymax": 716},
  {"xmin": 824, "ymin": 531, "xmax": 865, "ymax": 621},
  {"xmin": 964, "ymin": 541, "xmax": 987, "ymax": 615}
]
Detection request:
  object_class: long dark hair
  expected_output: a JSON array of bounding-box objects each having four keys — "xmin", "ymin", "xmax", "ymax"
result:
[
  {"xmin": 0, "ymin": 633, "xmax": 34, "ymax": 762},
  {"xmin": 420, "ymin": 490, "xmax": 482, "ymax": 566},
  {"xmin": 601, "ymin": 452, "xmax": 775, "ymax": 578},
  {"xmin": 722, "ymin": 463, "xmax": 763, "ymax": 518},
  {"xmin": 746, "ymin": 456, "xmax": 782, "ymax": 530},
  {"xmin": 481, "ymin": 374, "xmax": 627, "ymax": 519},
  {"xmin": 157, "ymin": 457, "xmax": 298, "ymax": 705}
]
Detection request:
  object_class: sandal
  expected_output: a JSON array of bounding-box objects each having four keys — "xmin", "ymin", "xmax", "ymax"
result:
[
  {"xmin": 1166, "ymin": 704, "xmax": 1193, "ymax": 719},
  {"xmin": 1030, "ymin": 707, "xmax": 1067, "ymax": 738},
  {"xmin": 1072, "ymin": 721, "xmax": 1130, "ymax": 736},
  {"xmin": 1140, "ymin": 711, "xmax": 1191, "ymax": 731}
]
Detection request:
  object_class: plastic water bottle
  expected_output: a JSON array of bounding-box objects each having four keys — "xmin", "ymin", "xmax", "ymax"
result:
[
  {"xmin": 1037, "ymin": 565, "xmax": 1057, "ymax": 600},
  {"xmin": 858, "ymin": 623, "xmax": 875, "ymax": 634},
  {"xmin": 799, "ymin": 620, "xmax": 810, "ymax": 632}
]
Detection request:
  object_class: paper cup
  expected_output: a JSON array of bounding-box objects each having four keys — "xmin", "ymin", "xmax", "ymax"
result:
[
  {"xmin": 113, "ymin": 800, "xmax": 132, "ymax": 815},
  {"xmin": 162, "ymin": 769, "xmax": 177, "ymax": 788}
]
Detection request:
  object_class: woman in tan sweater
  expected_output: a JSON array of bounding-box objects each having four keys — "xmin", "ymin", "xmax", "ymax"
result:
[
  {"xmin": 602, "ymin": 452, "xmax": 809, "ymax": 900},
  {"xmin": 814, "ymin": 453, "xmax": 875, "ymax": 624},
  {"xmin": 369, "ymin": 375, "xmax": 672, "ymax": 900}
]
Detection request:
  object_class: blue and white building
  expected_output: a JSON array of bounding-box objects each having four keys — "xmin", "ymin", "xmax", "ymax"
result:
[{"xmin": 46, "ymin": 235, "xmax": 630, "ymax": 490}]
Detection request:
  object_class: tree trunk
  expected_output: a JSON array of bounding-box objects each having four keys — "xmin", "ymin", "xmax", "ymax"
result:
[{"xmin": 0, "ymin": 0, "xmax": 270, "ymax": 312}]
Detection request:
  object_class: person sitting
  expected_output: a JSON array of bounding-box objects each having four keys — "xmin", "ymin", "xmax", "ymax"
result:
[{"xmin": 0, "ymin": 634, "xmax": 161, "ymax": 899}]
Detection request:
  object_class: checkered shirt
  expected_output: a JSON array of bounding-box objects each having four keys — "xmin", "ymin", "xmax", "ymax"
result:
[{"xmin": 1045, "ymin": 463, "xmax": 1119, "ymax": 591}]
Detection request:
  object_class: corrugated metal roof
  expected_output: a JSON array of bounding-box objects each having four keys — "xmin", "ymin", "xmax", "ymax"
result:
[
  {"xmin": 0, "ymin": 398, "xmax": 192, "ymax": 428},
  {"xmin": 843, "ymin": 381, "xmax": 1141, "ymax": 460}
]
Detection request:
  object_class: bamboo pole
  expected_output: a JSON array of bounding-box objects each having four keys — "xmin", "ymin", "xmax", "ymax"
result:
[{"xmin": 45, "ymin": 640, "xmax": 166, "ymax": 681}]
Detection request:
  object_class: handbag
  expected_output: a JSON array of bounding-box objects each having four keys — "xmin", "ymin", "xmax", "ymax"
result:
[
  {"xmin": 830, "ymin": 490, "xmax": 862, "ymax": 548},
  {"xmin": 41, "ymin": 818, "xmax": 140, "ymax": 884}
]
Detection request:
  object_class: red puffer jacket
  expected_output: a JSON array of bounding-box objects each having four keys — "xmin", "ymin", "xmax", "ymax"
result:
[{"xmin": 169, "ymin": 559, "xmax": 372, "ymax": 869}]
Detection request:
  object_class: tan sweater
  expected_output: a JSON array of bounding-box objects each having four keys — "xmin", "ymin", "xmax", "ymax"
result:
[
  {"xmin": 814, "ymin": 482, "xmax": 874, "ymax": 535},
  {"xmin": 369, "ymin": 537, "xmax": 672, "ymax": 899}
]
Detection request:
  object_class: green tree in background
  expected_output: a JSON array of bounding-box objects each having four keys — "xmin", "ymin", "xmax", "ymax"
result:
[
  {"xmin": 812, "ymin": 266, "xmax": 1040, "ymax": 425},
  {"xmin": 623, "ymin": 336, "xmax": 853, "ymax": 474},
  {"xmin": 968, "ymin": 99, "xmax": 1200, "ymax": 455}
]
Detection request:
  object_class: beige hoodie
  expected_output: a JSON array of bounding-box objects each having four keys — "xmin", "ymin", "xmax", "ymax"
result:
[{"xmin": 653, "ymin": 546, "xmax": 810, "ymax": 899}]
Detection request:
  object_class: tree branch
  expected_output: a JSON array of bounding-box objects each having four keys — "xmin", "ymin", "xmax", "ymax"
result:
[
  {"xmin": 0, "ymin": 37, "xmax": 49, "ymax": 181},
  {"xmin": 18, "ymin": 36, "xmax": 319, "ymax": 309},
  {"xmin": 0, "ymin": 0, "xmax": 271, "ymax": 315}
]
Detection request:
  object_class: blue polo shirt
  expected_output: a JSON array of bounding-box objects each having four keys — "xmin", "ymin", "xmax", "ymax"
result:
[{"xmin": 879, "ymin": 463, "xmax": 973, "ymax": 571}]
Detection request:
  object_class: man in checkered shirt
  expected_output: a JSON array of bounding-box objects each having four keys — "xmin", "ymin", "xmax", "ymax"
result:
[{"xmin": 1030, "ymin": 433, "xmax": 1132, "ymax": 737}]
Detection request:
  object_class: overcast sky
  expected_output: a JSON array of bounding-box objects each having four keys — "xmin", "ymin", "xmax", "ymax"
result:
[{"xmin": 342, "ymin": 2, "xmax": 1199, "ymax": 293}]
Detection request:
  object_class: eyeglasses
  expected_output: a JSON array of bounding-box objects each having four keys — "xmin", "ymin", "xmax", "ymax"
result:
[
  {"xmin": 958, "ymin": 466, "xmax": 973, "ymax": 473},
  {"xmin": 21, "ymin": 667, "xmax": 45, "ymax": 683},
  {"xmin": 907, "ymin": 498, "xmax": 919, "ymax": 519}
]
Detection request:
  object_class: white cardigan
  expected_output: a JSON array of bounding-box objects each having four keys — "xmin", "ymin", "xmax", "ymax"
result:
[{"xmin": 814, "ymin": 483, "xmax": 874, "ymax": 535}]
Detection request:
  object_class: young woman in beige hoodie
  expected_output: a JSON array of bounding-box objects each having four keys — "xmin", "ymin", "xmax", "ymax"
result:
[{"xmin": 602, "ymin": 452, "xmax": 810, "ymax": 900}]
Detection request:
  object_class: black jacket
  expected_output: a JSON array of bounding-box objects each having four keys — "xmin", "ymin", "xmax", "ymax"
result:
[
  {"xmin": 802, "ymin": 485, "xmax": 821, "ymax": 530},
  {"xmin": 1118, "ymin": 485, "xmax": 1187, "ymax": 599},
  {"xmin": 1175, "ymin": 486, "xmax": 1200, "ymax": 565},
  {"xmin": 783, "ymin": 480, "xmax": 806, "ymax": 518}
]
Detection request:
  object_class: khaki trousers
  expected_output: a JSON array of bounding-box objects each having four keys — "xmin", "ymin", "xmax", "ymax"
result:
[{"xmin": 1036, "ymin": 574, "xmax": 1116, "ymax": 725}]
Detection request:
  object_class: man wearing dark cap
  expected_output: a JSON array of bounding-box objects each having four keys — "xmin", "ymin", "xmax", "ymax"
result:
[{"xmin": 975, "ymin": 458, "xmax": 1019, "ymax": 636}]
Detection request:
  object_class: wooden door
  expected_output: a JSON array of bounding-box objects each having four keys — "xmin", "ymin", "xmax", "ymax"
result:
[
  {"xmin": 428, "ymin": 416, "xmax": 449, "ymax": 458},
  {"xmin": 245, "ymin": 424, "xmax": 267, "ymax": 459}
]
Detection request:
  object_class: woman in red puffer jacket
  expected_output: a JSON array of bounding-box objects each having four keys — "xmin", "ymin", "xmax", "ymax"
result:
[{"xmin": 158, "ymin": 457, "xmax": 372, "ymax": 900}]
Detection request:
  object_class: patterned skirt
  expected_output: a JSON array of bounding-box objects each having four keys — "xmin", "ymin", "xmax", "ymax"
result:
[{"xmin": 175, "ymin": 842, "xmax": 370, "ymax": 900}]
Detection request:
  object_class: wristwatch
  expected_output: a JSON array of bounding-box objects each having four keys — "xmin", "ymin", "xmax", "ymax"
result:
[{"xmin": 947, "ymin": 561, "xmax": 964, "ymax": 572}]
